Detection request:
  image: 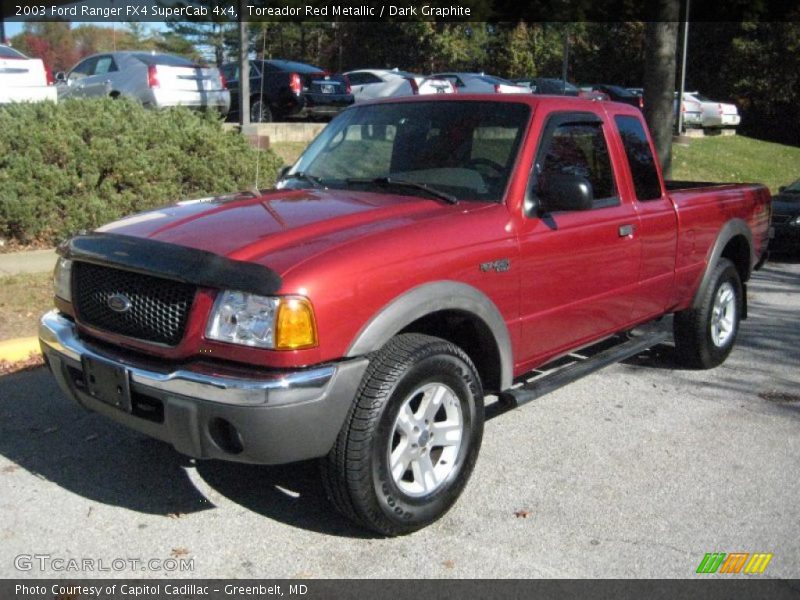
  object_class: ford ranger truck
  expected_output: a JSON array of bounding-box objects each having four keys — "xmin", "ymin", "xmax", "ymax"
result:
[{"xmin": 40, "ymin": 95, "xmax": 771, "ymax": 535}]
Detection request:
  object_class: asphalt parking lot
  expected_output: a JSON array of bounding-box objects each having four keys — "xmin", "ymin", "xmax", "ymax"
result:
[{"xmin": 1, "ymin": 258, "xmax": 798, "ymax": 579}]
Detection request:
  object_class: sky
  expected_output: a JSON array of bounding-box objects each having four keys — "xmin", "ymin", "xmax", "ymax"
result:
[{"xmin": 3, "ymin": 21, "xmax": 165, "ymax": 42}]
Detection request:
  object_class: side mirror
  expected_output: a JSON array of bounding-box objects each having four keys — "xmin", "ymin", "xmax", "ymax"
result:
[
  {"xmin": 55, "ymin": 72, "xmax": 66, "ymax": 83},
  {"xmin": 538, "ymin": 172, "xmax": 594, "ymax": 212},
  {"xmin": 277, "ymin": 165, "xmax": 291, "ymax": 181}
]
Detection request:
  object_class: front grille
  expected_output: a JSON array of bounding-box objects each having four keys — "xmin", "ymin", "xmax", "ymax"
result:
[{"xmin": 73, "ymin": 262, "xmax": 196, "ymax": 346}]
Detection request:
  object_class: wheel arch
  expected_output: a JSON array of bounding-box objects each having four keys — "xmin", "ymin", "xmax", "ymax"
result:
[
  {"xmin": 692, "ymin": 219, "xmax": 753, "ymax": 310},
  {"xmin": 345, "ymin": 281, "xmax": 513, "ymax": 392}
]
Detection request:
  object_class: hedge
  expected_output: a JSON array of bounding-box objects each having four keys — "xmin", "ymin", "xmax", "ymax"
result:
[{"xmin": 0, "ymin": 98, "xmax": 282, "ymax": 245}]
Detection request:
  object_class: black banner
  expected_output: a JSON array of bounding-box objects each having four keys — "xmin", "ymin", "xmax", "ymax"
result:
[
  {"xmin": 3, "ymin": 579, "xmax": 800, "ymax": 600},
  {"xmin": 4, "ymin": 0, "xmax": 800, "ymax": 23}
]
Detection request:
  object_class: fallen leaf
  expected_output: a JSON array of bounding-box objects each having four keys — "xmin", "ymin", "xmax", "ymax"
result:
[
  {"xmin": 514, "ymin": 510, "xmax": 531, "ymax": 519},
  {"xmin": 166, "ymin": 512, "xmax": 185, "ymax": 519},
  {"xmin": 442, "ymin": 560, "xmax": 455, "ymax": 569},
  {"xmin": 2, "ymin": 465, "xmax": 20, "ymax": 474},
  {"xmin": 171, "ymin": 547, "xmax": 190, "ymax": 558},
  {"xmin": 0, "ymin": 354, "xmax": 45, "ymax": 375},
  {"xmin": 84, "ymin": 434, "xmax": 99, "ymax": 442}
]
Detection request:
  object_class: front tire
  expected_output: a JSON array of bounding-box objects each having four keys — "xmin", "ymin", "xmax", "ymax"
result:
[
  {"xmin": 321, "ymin": 334, "xmax": 484, "ymax": 536},
  {"xmin": 673, "ymin": 258, "xmax": 743, "ymax": 369}
]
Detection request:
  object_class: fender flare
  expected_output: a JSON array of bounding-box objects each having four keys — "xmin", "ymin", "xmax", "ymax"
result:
[
  {"xmin": 345, "ymin": 281, "xmax": 514, "ymax": 390},
  {"xmin": 691, "ymin": 218, "xmax": 753, "ymax": 309}
]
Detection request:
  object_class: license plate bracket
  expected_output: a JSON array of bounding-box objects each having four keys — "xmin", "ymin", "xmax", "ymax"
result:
[
  {"xmin": 321, "ymin": 84, "xmax": 335, "ymax": 94},
  {"xmin": 82, "ymin": 356, "xmax": 132, "ymax": 412}
]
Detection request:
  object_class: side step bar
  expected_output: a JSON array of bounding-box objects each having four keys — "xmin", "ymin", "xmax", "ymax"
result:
[{"xmin": 500, "ymin": 331, "xmax": 671, "ymax": 408}]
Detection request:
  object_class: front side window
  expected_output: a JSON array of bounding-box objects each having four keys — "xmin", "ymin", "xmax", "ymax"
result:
[
  {"xmin": 536, "ymin": 121, "xmax": 617, "ymax": 207},
  {"xmin": 69, "ymin": 57, "xmax": 97, "ymax": 80},
  {"xmin": 285, "ymin": 101, "xmax": 530, "ymax": 202}
]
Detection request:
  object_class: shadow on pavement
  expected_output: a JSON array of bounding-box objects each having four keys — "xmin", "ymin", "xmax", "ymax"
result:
[{"xmin": 0, "ymin": 368, "xmax": 374, "ymax": 537}]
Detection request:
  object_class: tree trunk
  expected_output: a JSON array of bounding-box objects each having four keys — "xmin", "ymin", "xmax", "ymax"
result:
[{"xmin": 643, "ymin": 4, "xmax": 680, "ymax": 178}]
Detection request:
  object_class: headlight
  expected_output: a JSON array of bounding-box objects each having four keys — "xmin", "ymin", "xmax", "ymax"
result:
[
  {"xmin": 53, "ymin": 258, "xmax": 73, "ymax": 302},
  {"xmin": 206, "ymin": 291, "xmax": 318, "ymax": 350},
  {"xmin": 791, "ymin": 215, "xmax": 800, "ymax": 226}
]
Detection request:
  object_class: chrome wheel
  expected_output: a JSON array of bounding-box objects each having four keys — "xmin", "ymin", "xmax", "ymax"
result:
[
  {"xmin": 389, "ymin": 382, "xmax": 463, "ymax": 497},
  {"xmin": 710, "ymin": 281, "xmax": 736, "ymax": 347}
]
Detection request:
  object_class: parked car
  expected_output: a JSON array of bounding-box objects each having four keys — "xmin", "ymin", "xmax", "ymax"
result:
[
  {"xmin": 345, "ymin": 68, "xmax": 454, "ymax": 102},
  {"xmin": 222, "ymin": 59, "xmax": 353, "ymax": 122},
  {"xmin": 675, "ymin": 93, "xmax": 703, "ymax": 129},
  {"xmin": 582, "ymin": 84, "xmax": 643, "ymax": 109},
  {"xmin": 56, "ymin": 52, "xmax": 229, "ymax": 115},
  {"xmin": 41, "ymin": 94, "xmax": 770, "ymax": 536},
  {"xmin": 770, "ymin": 179, "xmax": 800, "ymax": 254},
  {"xmin": 684, "ymin": 92, "xmax": 741, "ymax": 128},
  {"xmin": 430, "ymin": 72, "xmax": 530, "ymax": 94},
  {"xmin": 0, "ymin": 44, "xmax": 57, "ymax": 104},
  {"xmin": 514, "ymin": 77, "xmax": 579, "ymax": 96}
]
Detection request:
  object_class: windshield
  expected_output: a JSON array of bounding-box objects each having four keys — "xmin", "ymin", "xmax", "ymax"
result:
[
  {"xmin": 0, "ymin": 45, "xmax": 27, "ymax": 59},
  {"xmin": 285, "ymin": 101, "xmax": 531, "ymax": 202}
]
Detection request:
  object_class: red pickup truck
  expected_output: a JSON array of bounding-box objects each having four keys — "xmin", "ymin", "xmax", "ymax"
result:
[{"xmin": 40, "ymin": 95, "xmax": 770, "ymax": 535}]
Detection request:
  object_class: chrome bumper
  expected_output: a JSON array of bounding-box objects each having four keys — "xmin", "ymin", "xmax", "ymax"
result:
[{"xmin": 39, "ymin": 311, "xmax": 367, "ymax": 464}]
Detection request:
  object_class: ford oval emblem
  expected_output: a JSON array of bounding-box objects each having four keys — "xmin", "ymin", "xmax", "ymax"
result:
[{"xmin": 107, "ymin": 293, "xmax": 132, "ymax": 313}]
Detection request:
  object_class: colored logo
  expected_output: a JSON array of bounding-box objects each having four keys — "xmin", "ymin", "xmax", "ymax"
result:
[{"xmin": 696, "ymin": 552, "xmax": 773, "ymax": 574}]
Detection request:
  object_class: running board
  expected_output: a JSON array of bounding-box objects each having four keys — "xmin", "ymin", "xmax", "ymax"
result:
[{"xmin": 501, "ymin": 332, "xmax": 671, "ymax": 408}]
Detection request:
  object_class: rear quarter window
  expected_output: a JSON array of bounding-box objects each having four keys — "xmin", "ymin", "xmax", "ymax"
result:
[
  {"xmin": 614, "ymin": 115, "xmax": 662, "ymax": 201},
  {"xmin": 0, "ymin": 46, "xmax": 27, "ymax": 59}
]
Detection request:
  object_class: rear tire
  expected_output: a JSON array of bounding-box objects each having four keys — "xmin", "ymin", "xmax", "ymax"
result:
[
  {"xmin": 321, "ymin": 334, "xmax": 484, "ymax": 536},
  {"xmin": 673, "ymin": 258, "xmax": 742, "ymax": 369},
  {"xmin": 250, "ymin": 96, "xmax": 272, "ymax": 123}
]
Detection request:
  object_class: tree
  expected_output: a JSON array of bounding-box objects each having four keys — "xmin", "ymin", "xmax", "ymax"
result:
[
  {"xmin": 643, "ymin": 3, "xmax": 680, "ymax": 176},
  {"xmin": 12, "ymin": 21, "xmax": 79, "ymax": 73}
]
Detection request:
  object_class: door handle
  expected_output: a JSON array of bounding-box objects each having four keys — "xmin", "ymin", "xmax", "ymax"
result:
[{"xmin": 618, "ymin": 224, "xmax": 635, "ymax": 237}]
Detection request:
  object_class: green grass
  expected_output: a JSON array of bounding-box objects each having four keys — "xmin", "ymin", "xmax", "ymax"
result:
[
  {"xmin": 672, "ymin": 135, "xmax": 800, "ymax": 194},
  {"xmin": 0, "ymin": 272, "xmax": 53, "ymax": 340},
  {"xmin": 270, "ymin": 142, "xmax": 307, "ymax": 167}
]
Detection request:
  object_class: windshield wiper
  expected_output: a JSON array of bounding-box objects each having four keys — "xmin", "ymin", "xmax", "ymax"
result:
[
  {"xmin": 284, "ymin": 171, "xmax": 323, "ymax": 189},
  {"xmin": 345, "ymin": 177, "xmax": 458, "ymax": 205}
]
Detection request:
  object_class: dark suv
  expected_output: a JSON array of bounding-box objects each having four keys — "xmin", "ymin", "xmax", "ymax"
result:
[{"xmin": 222, "ymin": 59, "xmax": 354, "ymax": 122}]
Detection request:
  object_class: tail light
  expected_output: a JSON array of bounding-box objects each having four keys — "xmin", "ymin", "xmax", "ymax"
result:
[
  {"xmin": 681, "ymin": 102, "xmax": 686, "ymax": 112},
  {"xmin": 220, "ymin": 73, "xmax": 228, "ymax": 90},
  {"xmin": 343, "ymin": 74, "xmax": 351, "ymax": 95},
  {"xmin": 147, "ymin": 64, "xmax": 159, "ymax": 88},
  {"xmin": 289, "ymin": 72, "xmax": 302, "ymax": 95},
  {"xmin": 406, "ymin": 77, "xmax": 419, "ymax": 95},
  {"xmin": 45, "ymin": 67, "xmax": 54, "ymax": 86},
  {"xmin": 494, "ymin": 84, "xmax": 502, "ymax": 93},
  {"xmin": 638, "ymin": 96, "xmax": 644, "ymax": 109}
]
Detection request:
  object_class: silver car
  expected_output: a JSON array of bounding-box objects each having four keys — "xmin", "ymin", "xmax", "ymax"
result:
[
  {"xmin": 56, "ymin": 51, "xmax": 230, "ymax": 115},
  {"xmin": 430, "ymin": 72, "xmax": 530, "ymax": 94}
]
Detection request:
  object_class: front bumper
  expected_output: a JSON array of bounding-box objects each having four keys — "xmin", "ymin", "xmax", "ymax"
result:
[{"xmin": 39, "ymin": 311, "xmax": 367, "ymax": 464}]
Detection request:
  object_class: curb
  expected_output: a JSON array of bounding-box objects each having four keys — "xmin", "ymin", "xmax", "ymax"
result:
[{"xmin": 0, "ymin": 337, "xmax": 41, "ymax": 363}]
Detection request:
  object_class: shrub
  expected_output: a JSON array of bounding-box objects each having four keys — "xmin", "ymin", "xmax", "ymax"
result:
[{"xmin": 0, "ymin": 98, "xmax": 282, "ymax": 245}]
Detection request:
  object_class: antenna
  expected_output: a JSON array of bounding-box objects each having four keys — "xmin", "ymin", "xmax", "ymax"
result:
[{"xmin": 252, "ymin": 22, "xmax": 268, "ymax": 193}]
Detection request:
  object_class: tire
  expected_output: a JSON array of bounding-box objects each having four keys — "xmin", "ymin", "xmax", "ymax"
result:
[
  {"xmin": 673, "ymin": 258, "xmax": 743, "ymax": 369},
  {"xmin": 250, "ymin": 96, "xmax": 272, "ymax": 123},
  {"xmin": 321, "ymin": 333, "xmax": 484, "ymax": 536}
]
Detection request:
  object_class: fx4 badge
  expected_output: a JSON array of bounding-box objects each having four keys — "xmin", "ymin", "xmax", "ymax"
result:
[{"xmin": 479, "ymin": 259, "xmax": 510, "ymax": 273}]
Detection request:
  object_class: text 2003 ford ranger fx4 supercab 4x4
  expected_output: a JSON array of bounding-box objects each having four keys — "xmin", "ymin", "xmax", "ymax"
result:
[{"xmin": 40, "ymin": 95, "xmax": 770, "ymax": 535}]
